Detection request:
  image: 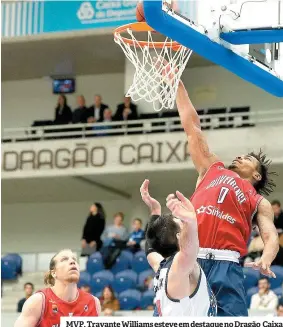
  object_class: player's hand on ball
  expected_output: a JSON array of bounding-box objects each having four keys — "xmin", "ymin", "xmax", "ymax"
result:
[
  {"xmin": 166, "ymin": 191, "xmax": 196, "ymax": 223},
  {"xmin": 244, "ymin": 257, "xmax": 276, "ymax": 278},
  {"xmin": 140, "ymin": 179, "xmax": 161, "ymax": 215}
]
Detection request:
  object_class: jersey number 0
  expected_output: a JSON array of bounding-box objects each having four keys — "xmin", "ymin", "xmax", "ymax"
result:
[{"xmin": 217, "ymin": 187, "xmax": 229, "ymax": 204}]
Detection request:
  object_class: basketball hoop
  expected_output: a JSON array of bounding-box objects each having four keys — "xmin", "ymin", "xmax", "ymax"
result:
[{"xmin": 114, "ymin": 22, "xmax": 192, "ymax": 111}]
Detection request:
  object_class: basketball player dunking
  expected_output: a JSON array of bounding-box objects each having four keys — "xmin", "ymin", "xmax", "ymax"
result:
[
  {"xmin": 174, "ymin": 80, "xmax": 279, "ymax": 316},
  {"xmin": 14, "ymin": 249, "xmax": 100, "ymax": 327},
  {"xmin": 140, "ymin": 180, "xmax": 217, "ymax": 316}
]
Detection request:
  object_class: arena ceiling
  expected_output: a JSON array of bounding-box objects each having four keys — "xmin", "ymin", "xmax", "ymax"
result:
[
  {"xmin": 2, "ymin": 164, "xmax": 283, "ymax": 204},
  {"xmin": 2, "ymin": 31, "xmax": 213, "ymax": 81}
]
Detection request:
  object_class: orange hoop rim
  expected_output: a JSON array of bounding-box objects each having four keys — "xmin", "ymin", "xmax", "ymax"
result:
[{"xmin": 114, "ymin": 22, "xmax": 182, "ymax": 51}]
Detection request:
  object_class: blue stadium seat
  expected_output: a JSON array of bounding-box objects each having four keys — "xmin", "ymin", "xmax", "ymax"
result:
[
  {"xmin": 138, "ymin": 269, "xmax": 154, "ymax": 287},
  {"xmin": 90, "ymin": 270, "xmax": 114, "ymax": 294},
  {"xmin": 78, "ymin": 271, "xmax": 91, "ymax": 288},
  {"xmin": 246, "ymin": 286, "xmax": 258, "ymax": 308},
  {"xmin": 121, "ymin": 250, "xmax": 134, "ymax": 262},
  {"xmin": 132, "ymin": 251, "xmax": 150, "ymax": 273},
  {"xmin": 140, "ymin": 289, "xmax": 155, "ymax": 309},
  {"xmin": 1, "ymin": 259, "xmax": 17, "ymax": 280},
  {"xmin": 273, "ymin": 287, "xmax": 283, "ymax": 297},
  {"xmin": 119, "ymin": 289, "xmax": 141, "ymax": 310},
  {"xmin": 268, "ymin": 266, "xmax": 283, "ymax": 289},
  {"xmin": 111, "ymin": 251, "xmax": 133, "ymax": 274},
  {"xmin": 86, "ymin": 252, "xmax": 104, "ymax": 275},
  {"xmin": 3, "ymin": 254, "xmax": 22, "ymax": 275},
  {"xmin": 112, "ymin": 270, "xmax": 137, "ymax": 294},
  {"xmin": 242, "ymin": 267, "xmax": 260, "ymax": 290}
]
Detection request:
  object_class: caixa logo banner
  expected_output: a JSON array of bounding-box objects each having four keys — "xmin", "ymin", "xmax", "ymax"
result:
[{"xmin": 1, "ymin": 0, "xmax": 137, "ymax": 38}]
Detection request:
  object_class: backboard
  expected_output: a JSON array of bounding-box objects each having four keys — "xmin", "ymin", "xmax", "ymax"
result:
[{"xmin": 143, "ymin": 0, "xmax": 283, "ymax": 97}]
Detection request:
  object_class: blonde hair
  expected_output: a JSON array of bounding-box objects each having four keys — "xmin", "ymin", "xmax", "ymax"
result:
[{"xmin": 44, "ymin": 249, "xmax": 73, "ymax": 286}]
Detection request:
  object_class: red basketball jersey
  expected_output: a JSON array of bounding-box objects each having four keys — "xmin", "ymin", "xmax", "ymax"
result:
[
  {"xmin": 190, "ymin": 161, "xmax": 263, "ymax": 256},
  {"xmin": 37, "ymin": 288, "xmax": 98, "ymax": 327}
]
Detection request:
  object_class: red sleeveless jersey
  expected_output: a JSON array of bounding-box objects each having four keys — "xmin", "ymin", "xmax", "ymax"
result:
[
  {"xmin": 37, "ymin": 288, "xmax": 98, "ymax": 327},
  {"xmin": 190, "ymin": 162, "xmax": 263, "ymax": 256}
]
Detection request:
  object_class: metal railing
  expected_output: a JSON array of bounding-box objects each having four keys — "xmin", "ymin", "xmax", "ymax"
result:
[{"xmin": 2, "ymin": 109, "xmax": 283, "ymax": 143}]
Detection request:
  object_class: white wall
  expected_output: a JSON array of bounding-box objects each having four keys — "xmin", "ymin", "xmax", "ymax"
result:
[
  {"xmin": 182, "ymin": 66, "xmax": 283, "ymax": 111},
  {"xmin": 2, "ymin": 73, "xmax": 125, "ymax": 128},
  {"xmin": 2, "ymin": 66, "xmax": 283, "ymax": 129},
  {"xmin": 1, "ymin": 197, "xmax": 162, "ymax": 253}
]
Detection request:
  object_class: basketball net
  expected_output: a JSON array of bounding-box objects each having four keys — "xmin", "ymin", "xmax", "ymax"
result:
[{"xmin": 114, "ymin": 22, "xmax": 192, "ymax": 112}]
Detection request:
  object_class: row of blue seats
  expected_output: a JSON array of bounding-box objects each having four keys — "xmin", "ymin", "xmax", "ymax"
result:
[
  {"xmin": 112, "ymin": 289, "xmax": 154, "ymax": 310},
  {"xmin": 119, "ymin": 286, "xmax": 282, "ymax": 311},
  {"xmin": 87, "ymin": 251, "xmax": 150, "ymax": 275},
  {"xmin": 79, "ymin": 269, "xmax": 154, "ymax": 294},
  {"xmin": 243, "ymin": 266, "xmax": 283, "ymax": 290}
]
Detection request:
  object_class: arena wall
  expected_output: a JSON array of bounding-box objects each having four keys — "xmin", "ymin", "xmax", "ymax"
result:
[
  {"xmin": 1, "ymin": 198, "xmax": 155, "ymax": 253},
  {"xmin": 2, "ymin": 66, "xmax": 282, "ymax": 128}
]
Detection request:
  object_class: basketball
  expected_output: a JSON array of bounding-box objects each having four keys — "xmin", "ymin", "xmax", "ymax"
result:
[{"xmin": 136, "ymin": 1, "xmax": 145, "ymax": 22}]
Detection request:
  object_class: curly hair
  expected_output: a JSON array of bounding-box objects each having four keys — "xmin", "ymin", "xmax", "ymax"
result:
[{"xmin": 248, "ymin": 149, "xmax": 277, "ymax": 196}]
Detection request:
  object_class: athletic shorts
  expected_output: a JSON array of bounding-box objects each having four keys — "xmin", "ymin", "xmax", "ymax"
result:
[{"xmin": 197, "ymin": 258, "xmax": 248, "ymax": 316}]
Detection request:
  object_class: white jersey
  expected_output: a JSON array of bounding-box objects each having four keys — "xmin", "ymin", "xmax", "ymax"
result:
[{"xmin": 153, "ymin": 255, "xmax": 217, "ymax": 317}]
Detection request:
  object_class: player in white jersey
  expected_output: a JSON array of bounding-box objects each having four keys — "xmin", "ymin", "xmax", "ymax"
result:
[{"xmin": 140, "ymin": 180, "xmax": 217, "ymax": 317}]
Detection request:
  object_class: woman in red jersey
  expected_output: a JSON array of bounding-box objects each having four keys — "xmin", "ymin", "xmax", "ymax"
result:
[{"xmin": 14, "ymin": 249, "xmax": 100, "ymax": 327}]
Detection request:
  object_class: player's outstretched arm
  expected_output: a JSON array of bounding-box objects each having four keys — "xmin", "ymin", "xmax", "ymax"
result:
[
  {"xmin": 176, "ymin": 81, "xmax": 218, "ymax": 177},
  {"xmin": 245, "ymin": 198, "xmax": 279, "ymax": 277},
  {"xmin": 166, "ymin": 192, "xmax": 199, "ymax": 299},
  {"xmin": 14, "ymin": 293, "xmax": 43, "ymax": 327},
  {"xmin": 140, "ymin": 179, "xmax": 164, "ymax": 272},
  {"xmin": 140, "ymin": 179, "xmax": 161, "ymax": 216}
]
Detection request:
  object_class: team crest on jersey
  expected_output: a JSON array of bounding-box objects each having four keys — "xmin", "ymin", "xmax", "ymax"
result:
[{"xmin": 84, "ymin": 304, "xmax": 88, "ymax": 312}]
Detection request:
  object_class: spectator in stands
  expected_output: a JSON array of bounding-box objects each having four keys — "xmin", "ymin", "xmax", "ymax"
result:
[
  {"xmin": 17, "ymin": 282, "xmax": 34, "ymax": 312},
  {"xmin": 86, "ymin": 95, "xmax": 108, "ymax": 123},
  {"xmin": 277, "ymin": 304, "xmax": 283, "ymax": 317},
  {"xmin": 100, "ymin": 286, "xmax": 120, "ymax": 314},
  {"xmin": 81, "ymin": 203, "xmax": 105, "ymax": 256},
  {"xmin": 126, "ymin": 218, "xmax": 145, "ymax": 253},
  {"xmin": 80, "ymin": 285, "xmax": 91, "ymax": 293},
  {"xmin": 101, "ymin": 212, "xmax": 128, "ymax": 268},
  {"xmin": 72, "ymin": 95, "xmax": 88, "ymax": 124},
  {"xmin": 114, "ymin": 96, "xmax": 138, "ymax": 121},
  {"xmin": 272, "ymin": 200, "xmax": 283, "ymax": 232},
  {"xmin": 54, "ymin": 95, "xmax": 72, "ymax": 125},
  {"xmin": 102, "ymin": 212, "xmax": 128, "ymax": 242},
  {"xmin": 98, "ymin": 108, "xmax": 112, "ymax": 123},
  {"xmin": 93, "ymin": 108, "xmax": 113, "ymax": 136},
  {"xmin": 250, "ymin": 277, "xmax": 278, "ymax": 311}
]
